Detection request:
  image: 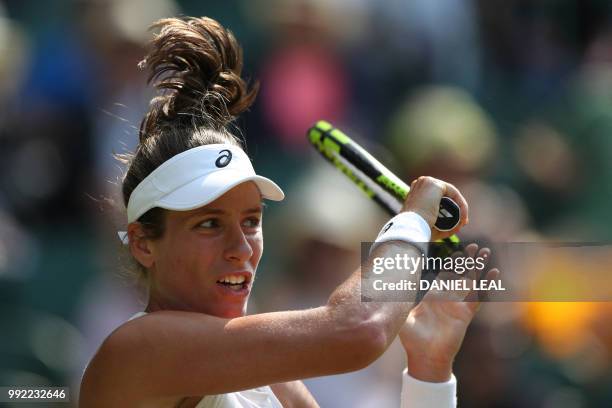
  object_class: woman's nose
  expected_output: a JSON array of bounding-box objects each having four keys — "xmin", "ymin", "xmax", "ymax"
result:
[{"xmin": 223, "ymin": 224, "xmax": 254, "ymax": 263}]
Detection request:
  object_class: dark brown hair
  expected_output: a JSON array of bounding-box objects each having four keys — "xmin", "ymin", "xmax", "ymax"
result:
[{"xmin": 118, "ymin": 16, "xmax": 258, "ymax": 278}]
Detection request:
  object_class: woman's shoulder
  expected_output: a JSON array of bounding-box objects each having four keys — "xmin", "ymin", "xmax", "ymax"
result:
[
  {"xmin": 79, "ymin": 310, "xmax": 183, "ymax": 406},
  {"xmin": 95, "ymin": 311, "xmax": 150, "ymax": 353},
  {"xmin": 82, "ymin": 310, "xmax": 222, "ymax": 382},
  {"xmin": 128, "ymin": 311, "xmax": 148, "ymax": 321}
]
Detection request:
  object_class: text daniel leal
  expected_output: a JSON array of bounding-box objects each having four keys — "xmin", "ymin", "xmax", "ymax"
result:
[{"xmin": 372, "ymin": 279, "xmax": 506, "ymax": 291}]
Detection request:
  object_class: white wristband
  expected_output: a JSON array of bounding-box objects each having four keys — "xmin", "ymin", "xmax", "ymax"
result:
[
  {"xmin": 370, "ymin": 212, "xmax": 431, "ymax": 256},
  {"xmin": 400, "ymin": 368, "xmax": 457, "ymax": 408}
]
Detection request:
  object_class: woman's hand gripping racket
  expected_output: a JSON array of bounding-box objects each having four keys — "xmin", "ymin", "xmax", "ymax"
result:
[{"xmin": 307, "ymin": 120, "xmax": 462, "ymax": 251}]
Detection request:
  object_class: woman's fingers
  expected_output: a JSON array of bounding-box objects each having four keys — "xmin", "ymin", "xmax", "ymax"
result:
[
  {"xmin": 402, "ymin": 177, "xmax": 445, "ymax": 226},
  {"xmin": 465, "ymin": 243, "xmax": 479, "ymax": 258},
  {"xmin": 475, "ymin": 247, "xmax": 491, "ymax": 280},
  {"xmin": 402, "ymin": 177, "xmax": 469, "ymax": 231},
  {"xmin": 439, "ymin": 181, "xmax": 469, "ymax": 227},
  {"xmin": 464, "ymin": 267, "xmax": 500, "ymax": 309}
]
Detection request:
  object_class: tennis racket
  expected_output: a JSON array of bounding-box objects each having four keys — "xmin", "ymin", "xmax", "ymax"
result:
[{"xmin": 307, "ymin": 120, "xmax": 461, "ymax": 249}]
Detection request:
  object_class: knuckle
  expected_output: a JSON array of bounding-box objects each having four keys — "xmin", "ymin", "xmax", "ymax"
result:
[{"xmin": 417, "ymin": 176, "xmax": 433, "ymax": 186}]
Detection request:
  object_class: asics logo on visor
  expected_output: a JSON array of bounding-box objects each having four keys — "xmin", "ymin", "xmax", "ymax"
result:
[{"xmin": 215, "ymin": 149, "xmax": 232, "ymax": 168}]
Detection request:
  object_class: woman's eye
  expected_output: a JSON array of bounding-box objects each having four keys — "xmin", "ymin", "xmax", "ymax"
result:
[
  {"xmin": 243, "ymin": 217, "xmax": 261, "ymax": 228},
  {"xmin": 198, "ymin": 219, "xmax": 219, "ymax": 229}
]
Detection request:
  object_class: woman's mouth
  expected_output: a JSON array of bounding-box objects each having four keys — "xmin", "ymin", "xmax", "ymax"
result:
[{"xmin": 215, "ymin": 273, "xmax": 251, "ymax": 295}]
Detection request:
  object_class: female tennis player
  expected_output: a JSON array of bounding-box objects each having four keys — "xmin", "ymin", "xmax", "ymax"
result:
[{"xmin": 79, "ymin": 16, "xmax": 495, "ymax": 408}]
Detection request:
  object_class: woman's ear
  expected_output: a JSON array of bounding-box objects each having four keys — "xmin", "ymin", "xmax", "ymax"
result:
[{"xmin": 127, "ymin": 223, "xmax": 156, "ymax": 268}]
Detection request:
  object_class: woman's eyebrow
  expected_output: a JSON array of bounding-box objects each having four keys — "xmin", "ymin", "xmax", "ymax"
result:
[
  {"xmin": 243, "ymin": 206, "xmax": 263, "ymax": 214},
  {"xmin": 190, "ymin": 206, "xmax": 263, "ymax": 217},
  {"xmin": 193, "ymin": 208, "xmax": 225, "ymax": 215}
]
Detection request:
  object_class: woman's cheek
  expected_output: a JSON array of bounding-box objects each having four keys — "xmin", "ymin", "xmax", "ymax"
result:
[{"xmin": 251, "ymin": 234, "xmax": 264, "ymax": 264}]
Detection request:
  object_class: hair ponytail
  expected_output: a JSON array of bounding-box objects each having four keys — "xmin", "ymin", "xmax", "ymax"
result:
[{"xmin": 138, "ymin": 16, "xmax": 258, "ymax": 140}]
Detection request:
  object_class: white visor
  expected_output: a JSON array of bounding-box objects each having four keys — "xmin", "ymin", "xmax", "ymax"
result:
[{"xmin": 118, "ymin": 144, "xmax": 284, "ymax": 243}]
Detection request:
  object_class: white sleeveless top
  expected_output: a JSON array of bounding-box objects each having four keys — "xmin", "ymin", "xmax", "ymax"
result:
[{"xmin": 128, "ymin": 312, "xmax": 283, "ymax": 408}]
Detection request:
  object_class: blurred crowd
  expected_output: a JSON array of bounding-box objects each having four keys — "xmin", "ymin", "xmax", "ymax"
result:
[{"xmin": 0, "ymin": 0, "xmax": 611, "ymax": 407}]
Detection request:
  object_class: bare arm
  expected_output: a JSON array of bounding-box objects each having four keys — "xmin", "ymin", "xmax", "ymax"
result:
[
  {"xmin": 80, "ymin": 177, "xmax": 468, "ymax": 407},
  {"xmin": 81, "ymin": 245, "xmax": 420, "ymax": 407}
]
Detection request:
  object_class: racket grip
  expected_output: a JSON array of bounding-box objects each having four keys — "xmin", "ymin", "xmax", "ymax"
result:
[{"xmin": 435, "ymin": 197, "xmax": 461, "ymax": 232}]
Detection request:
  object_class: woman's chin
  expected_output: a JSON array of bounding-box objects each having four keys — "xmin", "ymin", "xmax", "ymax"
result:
[{"xmin": 214, "ymin": 303, "xmax": 248, "ymax": 319}]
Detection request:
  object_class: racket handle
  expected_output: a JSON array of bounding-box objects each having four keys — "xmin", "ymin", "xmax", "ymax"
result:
[{"xmin": 435, "ymin": 197, "xmax": 461, "ymax": 232}]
